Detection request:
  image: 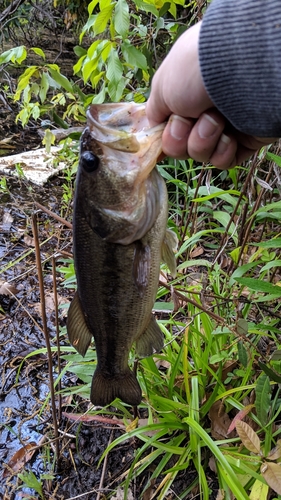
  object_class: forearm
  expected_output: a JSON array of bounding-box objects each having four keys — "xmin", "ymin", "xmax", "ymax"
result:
[{"xmin": 199, "ymin": 0, "xmax": 281, "ymax": 137}]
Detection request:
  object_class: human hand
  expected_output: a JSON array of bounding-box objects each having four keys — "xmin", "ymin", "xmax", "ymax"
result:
[{"xmin": 146, "ymin": 22, "xmax": 276, "ymax": 169}]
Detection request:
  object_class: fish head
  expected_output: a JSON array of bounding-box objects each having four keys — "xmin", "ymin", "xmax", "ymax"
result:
[{"xmin": 76, "ymin": 103, "xmax": 165, "ymax": 244}]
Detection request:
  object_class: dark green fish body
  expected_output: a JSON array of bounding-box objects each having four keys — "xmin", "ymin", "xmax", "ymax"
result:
[{"xmin": 67, "ymin": 103, "xmax": 176, "ymax": 407}]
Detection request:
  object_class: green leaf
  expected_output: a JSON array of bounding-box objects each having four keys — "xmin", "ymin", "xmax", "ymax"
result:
[
  {"xmin": 80, "ymin": 14, "xmax": 97, "ymax": 41},
  {"xmin": 255, "ymin": 200, "xmax": 281, "ymax": 214},
  {"xmin": 114, "ymin": 0, "xmax": 129, "ymax": 38},
  {"xmin": 73, "ymin": 54, "xmax": 86, "ymax": 75},
  {"xmin": 73, "ymin": 46, "xmax": 87, "ymax": 57},
  {"xmin": 122, "ymin": 41, "xmax": 147, "ymax": 71},
  {"xmin": 266, "ymin": 151, "xmax": 281, "ymax": 167},
  {"xmin": 106, "ymin": 48, "xmax": 123, "ymax": 83},
  {"xmin": 238, "ymin": 341, "xmax": 248, "ymax": 368},
  {"xmin": 260, "ymin": 260, "xmax": 281, "ymax": 272},
  {"xmin": 258, "ymin": 361, "xmax": 281, "ymax": 384},
  {"xmin": 134, "ymin": 0, "xmax": 159, "ymax": 16},
  {"xmin": 30, "ymin": 47, "xmax": 45, "ymax": 59},
  {"xmin": 192, "ymin": 188, "xmax": 241, "ymax": 203},
  {"xmin": 108, "ymin": 76, "xmax": 126, "ymax": 101},
  {"xmin": 48, "ymin": 68, "xmax": 74, "ymax": 93},
  {"xmin": 0, "ymin": 46, "xmax": 27, "ymax": 64},
  {"xmin": 213, "ymin": 211, "xmax": 238, "ymax": 245},
  {"xmin": 183, "ymin": 418, "xmax": 251, "ymax": 500},
  {"xmin": 271, "ymin": 350, "xmax": 281, "ymax": 361},
  {"xmin": 255, "ymin": 374, "xmax": 271, "ymax": 426},
  {"xmin": 229, "ymin": 261, "xmax": 261, "ymax": 286},
  {"xmin": 94, "ymin": 4, "xmax": 115, "ymax": 35},
  {"xmin": 237, "ymin": 319, "xmax": 248, "ymax": 336},
  {"xmin": 39, "ymin": 72, "xmax": 49, "ymax": 103},
  {"xmin": 92, "ymin": 84, "xmax": 106, "ymax": 103},
  {"xmin": 82, "ymin": 57, "xmax": 99, "ymax": 83},
  {"xmin": 88, "ymin": 0, "xmax": 100, "ymax": 14},
  {"xmin": 17, "ymin": 471, "xmax": 43, "ymax": 497},
  {"xmin": 235, "ymin": 277, "xmax": 281, "ymax": 296},
  {"xmin": 42, "ymin": 129, "xmax": 55, "ymax": 153},
  {"xmin": 253, "ymin": 237, "xmax": 281, "ymax": 248},
  {"xmin": 16, "ymin": 67, "xmax": 39, "ymax": 95}
]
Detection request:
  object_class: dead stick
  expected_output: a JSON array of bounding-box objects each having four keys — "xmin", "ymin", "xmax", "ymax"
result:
[
  {"xmin": 96, "ymin": 431, "xmax": 114, "ymax": 500},
  {"xmin": 34, "ymin": 202, "xmax": 72, "ymax": 229},
  {"xmin": 32, "ymin": 214, "xmax": 60, "ymax": 466},
  {"xmin": 159, "ymin": 279, "xmax": 224, "ymax": 323},
  {"xmin": 52, "ymin": 256, "xmax": 62, "ymax": 422}
]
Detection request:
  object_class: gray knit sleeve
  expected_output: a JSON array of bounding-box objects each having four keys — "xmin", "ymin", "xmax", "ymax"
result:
[{"xmin": 199, "ymin": 0, "xmax": 281, "ymax": 137}]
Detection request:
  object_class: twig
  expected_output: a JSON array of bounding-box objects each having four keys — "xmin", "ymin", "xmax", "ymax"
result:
[
  {"xmin": 0, "ymin": 0, "xmax": 25, "ymax": 24},
  {"xmin": 96, "ymin": 431, "xmax": 114, "ymax": 500},
  {"xmin": 32, "ymin": 214, "xmax": 60, "ymax": 467},
  {"xmin": 52, "ymin": 256, "xmax": 62, "ymax": 422},
  {"xmin": 158, "ymin": 279, "xmax": 224, "ymax": 323},
  {"xmin": 231, "ymin": 157, "xmax": 274, "ymax": 272},
  {"xmin": 34, "ymin": 201, "xmax": 73, "ymax": 229},
  {"xmin": 213, "ymin": 155, "xmax": 258, "ymax": 270}
]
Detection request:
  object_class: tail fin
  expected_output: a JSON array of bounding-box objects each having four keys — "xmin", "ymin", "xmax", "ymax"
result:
[{"xmin": 91, "ymin": 367, "xmax": 142, "ymax": 407}]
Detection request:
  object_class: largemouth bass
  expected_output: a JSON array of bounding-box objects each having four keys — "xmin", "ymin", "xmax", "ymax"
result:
[{"xmin": 67, "ymin": 103, "xmax": 176, "ymax": 407}]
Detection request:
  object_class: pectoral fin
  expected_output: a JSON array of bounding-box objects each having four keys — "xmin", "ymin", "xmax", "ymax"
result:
[
  {"xmin": 133, "ymin": 241, "xmax": 151, "ymax": 296},
  {"xmin": 161, "ymin": 228, "xmax": 178, "ymax": 278},
  {"xmin": 67, "ymin": 292, "xmax": 92, "ymax": 357},
  {"xmin": 135, "ymin": 314, "xmax": 164, "ymax": 357}
]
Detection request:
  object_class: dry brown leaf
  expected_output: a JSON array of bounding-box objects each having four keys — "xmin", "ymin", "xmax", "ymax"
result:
[
  {"xmin": 111, "ymin": 487, "xmax": 134, "ymax": 500},
  {"xmin": 236, "ymin": 420, "xmax": 261, "ymax": 454},
  {"xmin": 137, "ymin": 418, "xmax": 160, "ymax": 437},
  {"xmin": 0, "ymin": 137, "xmax": 14, "ymax": 145},
  {"xmin": 209, "ymin": 401, "xmax": 235, "ymax": 439},
  {"xmin": 267, "ymin": 440, "xmax": 281, "ymax": 461},
  {"xmin": 216, "ymin": 490, "xmax": 225, "ymax": 500},
  {"xmin": 261, "ymin": 461, "xmax": 281, "ymax": 495},
  {"xmin": 190, "ymin": 246, "xmax": 204, "ymax": 258},
  {"xmin": 3, "ymin": 442, "xmax": 37, "ymax": 477},
  {"xmin": 209, "ymin": 360, "xmax": 237, "ymax": 383},
  {"xmin": 143, "ymin": 479, "xmax": 155, "ymax": 500},
  {"xmin": 24, "ymin": 234, "xmax": 35, "ymax": 247},
  {"xmin": 219, "ymin": 255, "xmax": 231, "ymax": 269},
  {"xmin": 227, "ymin": 404, "xmax": 255, "ymax": 435},
  {"xmin": 155, "ymin": 359, "xmax": 171, "ymax": 370},
  {"xmin": 1, "ymin": 212, "xmax": 13, "ymax": 231},
  {"xmin": 0, "ymin": 281, "xmax": 18, "ymax": 296},
  {"xmin": 33, "ymin": 292, "xmax": 69, "ymax": 315},
  {"xmin": 208, "ymin": 456, "xmax": 217, "ymax": 473}
]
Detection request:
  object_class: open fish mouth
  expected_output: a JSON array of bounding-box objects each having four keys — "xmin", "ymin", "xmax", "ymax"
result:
[{"xmin": 86, "ymin": 102, "xmax": 165, "ymax": 154}]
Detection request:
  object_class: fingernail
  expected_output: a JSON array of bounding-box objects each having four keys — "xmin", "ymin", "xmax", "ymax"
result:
[
  {"xmin": 198, "ymin": 114, "xmax": 219, "ymax": 138},
  {"xmin": 170, "ymin": 115, "xmax": 191, "ymax": 140},
  {"xmin": 216, "ymin": 134, "xmax": 231, "ymax": 155}
]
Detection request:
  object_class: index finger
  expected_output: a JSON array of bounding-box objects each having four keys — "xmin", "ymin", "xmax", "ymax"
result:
[{"xmin": 146, "ymin": 76, "xmax": 171, "ymax": 126}]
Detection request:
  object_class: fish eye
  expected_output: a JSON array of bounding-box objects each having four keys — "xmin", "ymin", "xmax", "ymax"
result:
[{"xmin": 81, "ymin": 151, "xmax": 99, "ymax": 172}]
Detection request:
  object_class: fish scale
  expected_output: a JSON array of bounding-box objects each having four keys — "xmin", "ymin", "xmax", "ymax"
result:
[{"xmin": 67, "ymin": 103, "xmax": 176, "ymax": 407}]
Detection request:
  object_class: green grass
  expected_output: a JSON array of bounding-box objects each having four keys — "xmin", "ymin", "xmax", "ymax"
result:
[{"xmin": 57, "ymin": 149, "xmax": 281, "ymax": 499}]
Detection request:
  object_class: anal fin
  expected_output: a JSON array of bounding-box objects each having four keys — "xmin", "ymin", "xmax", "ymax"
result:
[
  {"xmin": 135, "ymin": 314, "xmax": 164, "ymax": 357},
  {"xmin": 67, "ymin": 292, "xmax": 92, "ymax": 357}
]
